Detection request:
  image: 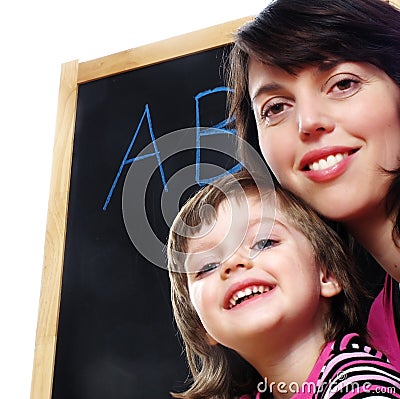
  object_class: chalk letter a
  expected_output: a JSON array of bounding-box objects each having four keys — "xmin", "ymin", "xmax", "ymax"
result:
[{"xmin": 103, "ymin": 104, "xmax": 167, "ymax": 211}]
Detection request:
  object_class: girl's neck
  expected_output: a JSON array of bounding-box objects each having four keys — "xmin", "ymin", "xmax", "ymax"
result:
[
  {"xmin": 247, "ymin": 331, "xmax": 326, "ymax": 399},
  {"xmin": 347, "ymin": 209, "xmax": 400, "ymax": 282}
]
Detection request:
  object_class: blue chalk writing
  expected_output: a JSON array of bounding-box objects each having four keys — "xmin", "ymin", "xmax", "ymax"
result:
[
  {"xmin": 195, "ymin": 87, "xmax": 241, "ymax": 186},
  {"xmin": 102, "ymin": 104, "xmax": 167, "ymax": 211},
  {"xmin": 103, "ymin": 86, "xmax": 240, "ymax": 211}
]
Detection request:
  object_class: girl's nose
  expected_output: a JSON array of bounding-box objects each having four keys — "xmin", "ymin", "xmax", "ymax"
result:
[{"xmin": 220, "ymin": 250, "xmax": 253, "ymax": 279}]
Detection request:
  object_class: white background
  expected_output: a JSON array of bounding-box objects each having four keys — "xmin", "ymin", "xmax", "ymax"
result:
[{"xmin": 1, "ymin": 1, "xmax": 270, "ymax": 397}]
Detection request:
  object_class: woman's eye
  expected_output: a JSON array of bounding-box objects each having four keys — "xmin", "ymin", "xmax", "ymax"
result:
[
  {"xmin": 195, "ymin": 262, "xmax": 219, "ymax": 278},
  {"xmin": 264, "ymin": 102, "xmax": 285, "ymax": 116},
  {"xmin": 328, "ymin": 76, "xmax": 361, "ymax": 96},
  {"xmin": 336, "ymin": 79, "xmax": 353, "ymax": 90},
  {"xmin": 259, "ymin": 98, "xmax": 292, "ymax": 125},
  {"xmin": 261, "ymin": 102, "xmax": 285, "ymax": 118}
]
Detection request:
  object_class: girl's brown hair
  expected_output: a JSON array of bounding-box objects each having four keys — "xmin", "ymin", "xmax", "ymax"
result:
[{"xmin": 167, "ymin": 170, "xmax": 368, "ymax": 399}]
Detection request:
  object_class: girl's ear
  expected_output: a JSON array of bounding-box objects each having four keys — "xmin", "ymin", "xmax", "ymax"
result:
[
  {"xmin": 205, "ymin": 332, "xmax": 218, "ymax": 346},
  {"xmin": 319, "ymin": 268, "xmax": 342, "ymax": 298}
]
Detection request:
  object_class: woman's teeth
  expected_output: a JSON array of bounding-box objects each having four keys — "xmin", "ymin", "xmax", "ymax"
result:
[{"xmin": 308, "ymin": 152, "xmax": 348, "ymax": 171}]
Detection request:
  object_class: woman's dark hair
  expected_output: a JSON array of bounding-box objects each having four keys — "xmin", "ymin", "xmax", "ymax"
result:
[{"xmin": 227, "ymin": 0, "xmax": 400, "ymax": 241}]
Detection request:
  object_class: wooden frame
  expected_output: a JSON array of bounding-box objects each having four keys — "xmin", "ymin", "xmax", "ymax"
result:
[
  {"xmin": 30, "ymin": 0, "xmax": 400, "ymax": 395},
  {"xmin": 29, "ymin": 16, "xmax": 251, "ymax": 399}
]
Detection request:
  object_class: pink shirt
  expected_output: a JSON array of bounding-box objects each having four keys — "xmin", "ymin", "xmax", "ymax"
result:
[
  {"xmin": 368, "ymin": 273, "xmax": 400, "ymax": 370},
  {"xmin": 239, "ymin": 333, "xmax": 400, "ymax": 398}
]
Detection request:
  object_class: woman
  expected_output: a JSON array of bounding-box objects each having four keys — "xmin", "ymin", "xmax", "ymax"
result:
[{"xmin": 227, "ymin": 0, "xmax": 400, "ymax": 368}]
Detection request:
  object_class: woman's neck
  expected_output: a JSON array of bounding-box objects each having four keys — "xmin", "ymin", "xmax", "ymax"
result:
[{"xmin": 347, "ymin": 209, "xmax": 400, "ymax": 282}]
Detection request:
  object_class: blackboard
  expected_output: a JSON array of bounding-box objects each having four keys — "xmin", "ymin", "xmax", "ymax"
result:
[{"xmin": 30, "ymin": 17, "xmax": 252, "ymax": 399}]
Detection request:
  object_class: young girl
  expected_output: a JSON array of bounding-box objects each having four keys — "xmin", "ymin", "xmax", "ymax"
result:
[
  {"xmin": 167, "ymin": 170, "xmax": 400, "ymax": 399},
  {"xmin": 227, "ymin": 0, "xmax": 400, "ymax": 369}
]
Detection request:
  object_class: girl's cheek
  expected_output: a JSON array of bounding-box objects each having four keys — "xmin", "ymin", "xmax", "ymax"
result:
[{"xmin": 188, "ymin": 283, "xmax": 205, "ymax": 313}]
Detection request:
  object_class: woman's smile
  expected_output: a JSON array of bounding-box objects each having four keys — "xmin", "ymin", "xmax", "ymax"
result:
[
  {"xmin": 249, "ymin": 60, "xmax": 400, "ymax": 223},
  {"xmin": 299, "ymin": 146, "xmax": 360, "ymax": 182}
]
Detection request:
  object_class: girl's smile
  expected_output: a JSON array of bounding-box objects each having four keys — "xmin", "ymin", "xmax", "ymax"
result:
[{"xmin": 225, "ymin": 279, "xmax": 275, "ymax": 310}]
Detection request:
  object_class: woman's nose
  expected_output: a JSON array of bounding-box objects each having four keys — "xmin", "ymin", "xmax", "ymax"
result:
[{"xmin": 296, "ymin": 98, "xmax": 335, "ymax": 139}]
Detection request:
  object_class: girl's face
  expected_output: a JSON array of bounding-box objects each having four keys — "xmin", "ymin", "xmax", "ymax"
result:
[
  {"xmin": 248, "ymin": 60, "xmax": 400, "ymax": 226},
  {"xmin": 185, "ymin": 195, "xmax": 339, "ymax": 356}
]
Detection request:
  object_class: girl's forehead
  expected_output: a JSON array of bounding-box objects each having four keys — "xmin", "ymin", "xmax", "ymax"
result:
[
  {"xmin": 217, "ymin": 191, "xmax": 276, "ymax": 219},
  {"xmin": 185, "ymin": 193, "xmax": 280, "ymax": 248}
]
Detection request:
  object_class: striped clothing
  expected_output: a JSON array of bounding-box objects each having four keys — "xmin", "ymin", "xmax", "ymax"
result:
[{"xmin": 240, "ymin": 333, "xmax": 400, "ymax": 399}]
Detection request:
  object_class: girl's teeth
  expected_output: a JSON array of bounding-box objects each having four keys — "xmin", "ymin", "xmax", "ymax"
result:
[
  {"xmin": 229, "ymin": 285, "xmax": 271, "ymax": 308},
  {"xmin": 237, "ymin": 291, "xmax": 246, "ymax": 299},
  {"xmin": 309, "ymin": 152, "xmax": 348, "ymax": 171}
]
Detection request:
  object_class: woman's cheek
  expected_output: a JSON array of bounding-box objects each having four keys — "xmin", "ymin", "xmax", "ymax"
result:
[{"xmin": 259, "ymin": 133, "xmax": 289, "ymax": 183}]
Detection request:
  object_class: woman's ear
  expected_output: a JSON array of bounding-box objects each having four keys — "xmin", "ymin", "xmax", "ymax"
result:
[{"xmin": 319, "ymin": 268, "xmax": 342, "ymax": 298}]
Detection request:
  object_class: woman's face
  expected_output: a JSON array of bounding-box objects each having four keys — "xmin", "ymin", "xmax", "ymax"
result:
[{"xmin": 248, "ymin": 60, "xmax": 400, "ymax": 225}]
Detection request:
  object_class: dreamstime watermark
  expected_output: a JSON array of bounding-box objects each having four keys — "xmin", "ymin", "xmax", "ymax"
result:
[
  {"xmin": 121, "ymin": 127, "xmax": 276, "ymax": 271},
  {"xmin": 257, "ymin": 374, "xmax": 397, "ymax": 396}
]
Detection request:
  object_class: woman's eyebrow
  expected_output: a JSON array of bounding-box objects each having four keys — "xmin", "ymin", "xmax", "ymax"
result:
[
  {"xmin": 318, "ymin": 59, "xmax": 341, "ymax": 72},
  {"xmin": 251, "ymin": 62, "xmax": 343, "ymax": 102},
  {"xmin": 251, "ymin": 82, "xmax": 283, "ymax": 102}
]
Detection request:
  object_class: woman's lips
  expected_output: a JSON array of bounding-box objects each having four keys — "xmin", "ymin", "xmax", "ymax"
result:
[{"xmin": 299, "ymin": 146, "xmax": 359, "ymax": 182}]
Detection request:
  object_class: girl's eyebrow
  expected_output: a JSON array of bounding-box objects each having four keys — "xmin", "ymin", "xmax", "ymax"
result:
[
  {"xmin": 185, "ymin": 238, "xmax": 216, "ymax": 255},
  {"xmin": 186, "ymin": 215, "xmax": 282, "ymax": 250}
]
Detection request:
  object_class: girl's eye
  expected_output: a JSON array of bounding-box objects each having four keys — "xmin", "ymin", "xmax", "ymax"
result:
[
  {"xmin": 252, "ymin": 238, "xmax": 277, "ymax": 251},
  {"xmin": 195, "ymin": 262, "xmax": 219, "ymax": 278}
]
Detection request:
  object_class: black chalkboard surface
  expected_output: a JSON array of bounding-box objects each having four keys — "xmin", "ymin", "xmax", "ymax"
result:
[
  {"xmin": 55, "ymin": 45, "xmax": 236, "ymax": 399},
  {"xmin": 31, "ymin": 18, "xmax": 251, "ymax": 399}
]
